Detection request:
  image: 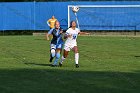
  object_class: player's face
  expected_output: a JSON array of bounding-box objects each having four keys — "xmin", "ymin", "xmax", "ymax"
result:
[
  {"xmin": 72, "ymin": 21, "xmax": 76, "ymax": 28},
  {"xmin": 55, "ymin": 22, "xmax": 60, "ymax": 29},
  {"xmin": 52, "ymin": 16, "xmax": 55, "ymax": 19}
]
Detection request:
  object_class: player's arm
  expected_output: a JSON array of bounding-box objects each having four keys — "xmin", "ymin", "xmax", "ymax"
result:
[
  {"xmin": 47, "ymin": 19, "xmax": 50, "ymax": 27},
  {"xmin": 64, "ymin": 33, "xmax": 69, "ymax": 39},
  {"xmin": 52, "ymin": 28, "xmax": 63, "ymax": 38},
  {"xmin": 58, "ymin": 27, "xmax": 63, "ymax": 35},
  {"xmin": 79, "ymin": 32, "xmax": 90, "ymax": 35},
  {"xmin": 78, "ymin": 29, "xmax": 90, "ymax": 35},
  {"xmin": 64, "ymin": 29, "xmax": 72, "ymax": 39},
  {"xmin": 46, "ymin": 29, "xmax": 53, "ymax": 41}
]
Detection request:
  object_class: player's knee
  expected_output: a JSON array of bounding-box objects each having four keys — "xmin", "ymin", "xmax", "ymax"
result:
[
  {"xmin": 73, "ymin": 46, "xmax": 78, "ymax": 53},
  {"xmin": 75, "ymin": 50, "xmax": 78, "ymax": 53},
  {"xmin": 64, "ymin": 55, "xmax": 67, "ymax": 58},
  {"xmin": 51, "ymin": 49, "xmax": 55, "ymax": 57},
  {"xmin": 63, "ymin": 53, "xmax": 68, "ymax": 58},
  {"xmin": 56, "ymin": 52, "xmax": 60, "ymax": 59},
  {"xmin": 74, "ymin": 49, "xmax": 78, "ymax": 53}
]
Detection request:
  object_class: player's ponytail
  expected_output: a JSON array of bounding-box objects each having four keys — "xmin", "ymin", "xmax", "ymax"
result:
[{"xmin": 69, "ymin": 21, "xmax": 72, "ymax": 28}]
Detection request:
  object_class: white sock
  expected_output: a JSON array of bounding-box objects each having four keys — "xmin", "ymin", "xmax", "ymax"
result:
[
  {"xmin": 60, "ymin": 56, "xmax": 65, "ymax": 64},
  {"xmin": 75, "ymin": 53, "xmax": 79, "ymax": 64}
]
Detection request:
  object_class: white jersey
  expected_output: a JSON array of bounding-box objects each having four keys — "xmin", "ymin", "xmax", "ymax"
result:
[{"xmin": 65, "ymin": 28, "xmax": 80, "ymax": 46}]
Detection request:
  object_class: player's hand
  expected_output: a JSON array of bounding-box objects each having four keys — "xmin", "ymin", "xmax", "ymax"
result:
[
  {"xmin": 46, "ymin": 34, "xmax": 50, "ymax": 41},
  {"xmin": 59, "ymin": 28, "xmax": 63, "ymax": 34},
  {"xmin": 47, "ymin": 38, "xmax": 50, "ymax": 41},
  {"xmin": 67, "ymin": 34, "xmax": 72, "ymax": 38},
  {"xmin": 59, "ymin": 30, "xmax": 63, "ymax": 34}
]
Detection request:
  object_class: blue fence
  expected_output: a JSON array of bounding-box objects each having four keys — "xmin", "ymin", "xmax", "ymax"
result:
[{"xmin": 0, "ymin": 1, "xmax": 140, "ymax": 31}]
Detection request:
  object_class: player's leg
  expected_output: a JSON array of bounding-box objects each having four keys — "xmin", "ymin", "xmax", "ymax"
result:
[
  {"xmin": 59, "ymin": 49, "xmax": 69, "ymax": 66},
  {"xmin": 52, "ymin": 48, "xmax": 61, "ymax": 66},
  {"xmin": 59, "ymin": 45, "xmax": 70, "ymax": 66},
  {"xmin": 49, "ymin": 44, "xmax": 56, "ymax": 62},
  {"xmin": 52, "ymin": 44, "xmax": 63, "ymax": 66},
  {"xmin": 72, "ymin": 46, "xmax": 79, "ymax": 68}
]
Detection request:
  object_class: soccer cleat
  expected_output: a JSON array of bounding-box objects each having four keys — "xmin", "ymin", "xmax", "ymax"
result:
[
  {"xmin": 76, "ymin": 64, "xmax": 79, "ymax": 68},
  {"xmin": 59, "ymin": 63, "xmax": 62, "ymax": 67},
  {"xmin": 51, "ymin": 64, "xmax": 58, "ymax": 67},
  {"xmin": 49, "ymin": 57, "xmax": 53, "ymax": 63}
]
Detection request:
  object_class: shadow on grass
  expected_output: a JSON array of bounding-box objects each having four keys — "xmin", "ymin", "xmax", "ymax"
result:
[
  {"xmin": 0, "ymin": 69, "xmax": 139, "ymax": 93},
  {"xmin": 24, "ymin": 62, "xmax": 52, "ymax": 67},
  {"xmin": 34, "ymin": 38, "xmax": 46, "ymax": 41},
  {"xmin": 134, "ymin": 56, "xmax": 140, "ymax": 58}
]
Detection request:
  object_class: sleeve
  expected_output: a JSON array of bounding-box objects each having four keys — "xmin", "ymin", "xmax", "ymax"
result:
[
  {"xmin": 47, "ymin": 19, "xmax": 50, "ymax": 22},
  {"xmin": 48, "ymin": 28, "xmax": 53, "ymax": 34},
  {"xmin": 77, "ymin": 28, "xmax": 80, "ymax": 34},
  {"xmin": 65, "ymin": 28, "xmax": 70, "ymax": 35},
  {"xmin": 55, "ymin": 27, "xmax": 63, "ymax": 37}
]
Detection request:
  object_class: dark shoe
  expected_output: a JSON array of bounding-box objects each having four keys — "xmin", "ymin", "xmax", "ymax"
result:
[
  {"xmin": 49, "ymin": 57, "xmax": 53, "ymax": 63},
  {"xmin": 76, "ymin": 64, "xmax": 79, "ymax": 68},
  {"xmin": 59, "ymin": 63, "xmax": 62, "ymax": 67},
  {"xmin": 51, "ymin": 64, "xmax": 58, "ymax": 67}
]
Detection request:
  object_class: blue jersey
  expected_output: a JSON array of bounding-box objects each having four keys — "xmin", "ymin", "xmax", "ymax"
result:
[{"xmin": 48, "ymin": 27, "xmax": 64, "ymax": 45}]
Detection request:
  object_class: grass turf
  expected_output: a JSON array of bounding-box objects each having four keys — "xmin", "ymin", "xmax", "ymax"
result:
[{"xmin": 0, "ymin": 36, "xmax": 140, "ymax": 93}]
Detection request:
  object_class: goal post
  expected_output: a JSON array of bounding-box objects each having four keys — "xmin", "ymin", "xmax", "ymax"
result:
[{"xmin": 68, "ymin": 5, "xmax": 140, "ymax": 30}]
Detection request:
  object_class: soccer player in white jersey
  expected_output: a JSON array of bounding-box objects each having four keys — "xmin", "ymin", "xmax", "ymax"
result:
[{"xmin": 59, "ymin": 21, "xmax": 89, "ymax": 68}]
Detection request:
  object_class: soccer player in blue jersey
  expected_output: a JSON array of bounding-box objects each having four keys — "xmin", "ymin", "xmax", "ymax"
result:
[{"xmin": 46, "ymin": 21, "xmax": 64, "ymax": 67}]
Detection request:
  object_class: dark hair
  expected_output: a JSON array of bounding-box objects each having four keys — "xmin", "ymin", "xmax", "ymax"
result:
[{"xmin": 69, "ymin": 21, "xmax": 76, "ymax": 28}]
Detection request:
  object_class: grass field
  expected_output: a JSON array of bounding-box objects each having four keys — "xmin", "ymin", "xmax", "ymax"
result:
[{"xmin": 0, "ymin": 35, "xmax": 140, "ymax": 93}]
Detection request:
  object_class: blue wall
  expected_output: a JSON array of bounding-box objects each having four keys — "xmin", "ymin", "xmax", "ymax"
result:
[{"xmin": 0, "ymin": 1, "xmax": 140, "ymax": 31}]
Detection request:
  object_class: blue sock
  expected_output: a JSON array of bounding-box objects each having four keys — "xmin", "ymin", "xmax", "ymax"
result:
[
  {"xmin": 51, "ymin": 53, "xmax": 55, "ymax": 58},
  {"xmin": 53, "ymin": 52, "xmax": 60, "ymax": 65}
]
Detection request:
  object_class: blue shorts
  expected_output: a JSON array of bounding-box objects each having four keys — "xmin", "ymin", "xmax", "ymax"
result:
[{"xmin": 50, "ymin": 44, "xmax": 63, "ymax": 50}]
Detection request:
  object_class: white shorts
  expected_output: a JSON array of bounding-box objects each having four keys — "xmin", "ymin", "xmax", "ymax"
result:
[{"xmin": 64, "ymin": 43, "xmax": 77, "ymax": 51}]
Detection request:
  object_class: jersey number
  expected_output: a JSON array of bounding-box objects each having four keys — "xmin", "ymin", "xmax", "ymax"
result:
[{"xmin": 73, "ymin": 34, "xmax": 77, "ymax": 39}]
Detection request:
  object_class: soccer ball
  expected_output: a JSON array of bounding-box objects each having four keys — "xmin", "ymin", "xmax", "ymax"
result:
[{"xmin": 72, "ymin": 6, "xmax": 79, "ymax": 13}]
